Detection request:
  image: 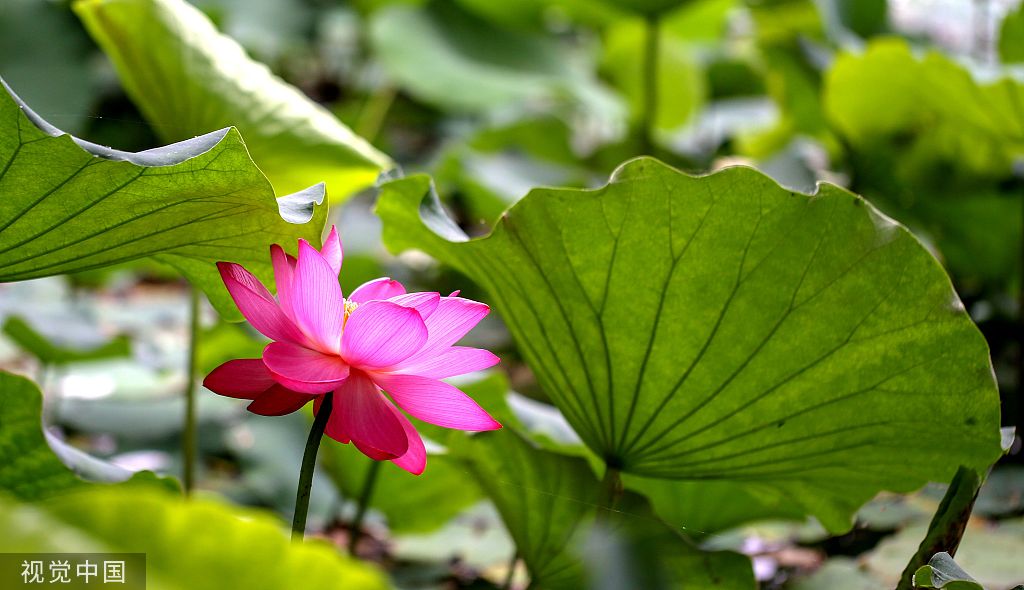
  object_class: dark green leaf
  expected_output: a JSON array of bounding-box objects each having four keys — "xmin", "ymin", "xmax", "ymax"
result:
[
  {"xmin": 0, "ymin": 370, "xmax": 174, "ymax": 500},
  {"xmin": 621, "ymin": 476, "xmax": 808, "ymax": 537},
  {"xmin": 999, "ymin": 4, "xmax": 1024, "ymax": 64},
  {"xmin": 378, "ymin": 158, "xmax": 1003, "ymax": 532},
  {"xmin": 0, "ymin": 371, "xmax": 90, "ymax": 499},
  {"xmin": 456, "ymin": 430, "xmax": 754, "ymax": 589}
]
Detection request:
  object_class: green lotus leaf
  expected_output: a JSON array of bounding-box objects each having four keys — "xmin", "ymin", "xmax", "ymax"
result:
[{"xmin": 377, "ymin": 157, "xmax": 1002, "ymax": 532}]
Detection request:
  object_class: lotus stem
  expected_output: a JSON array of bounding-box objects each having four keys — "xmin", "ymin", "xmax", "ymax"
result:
[
  {"xmin": 182, "ymin": 287, "xmax": 200, "ymax": 495},
  {"xmin": 292, "ymin": 392, "xmax": 333, "ymax": 540},
  {"xmin": 599, "ymin": 466, "xmax": 623, "ymax": 521}
]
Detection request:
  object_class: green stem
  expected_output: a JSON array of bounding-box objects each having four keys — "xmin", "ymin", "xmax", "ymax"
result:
[
  {"xmin": 348, "ymin": 460, "xmax": 382, "ymax": 555},
  {"xmin": 292, "ymin": 392, "xmax": 334, "ymax": 541},
  {"xmin": 640, "ymin": 14, "xmax": 660, "ymax": 154},
  {"xmin": 182, "ymin": 287, "xmax": 200, "ymax": 496},
  {"xmin": 598, "ymin": 466, "xmax": 623, "ymax": 522}
]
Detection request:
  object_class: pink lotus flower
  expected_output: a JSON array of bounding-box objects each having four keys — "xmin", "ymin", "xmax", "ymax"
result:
[{"xmin": 203, "ymin": 227, "xmax": 501, "ymax": 474}]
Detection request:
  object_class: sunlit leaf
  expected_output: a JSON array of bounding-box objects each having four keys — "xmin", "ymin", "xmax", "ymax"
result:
[
  {"xmin": 378, "ymin": 158, "xmax": 1003, "ymax": 532},
  {"xmin": 0, "ymin": 487, "xmax": 391, "ymax": 590},
  {"xmin": 74, "ymin": 0, "xmax": 390, "ymax": 199},
  {"xmin": 824, "ymin": 39, "xmax": 1024, "ymax": 287},
  {"xmin": 0, "ymin": 80, "xmax": 326, "ymax": 319},
  {"xmin": 825, "ymin": 39, "xmax": 1024, "ymax": 177}
]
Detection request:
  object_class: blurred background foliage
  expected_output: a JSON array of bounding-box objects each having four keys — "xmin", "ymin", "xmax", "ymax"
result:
[{"xmin": 0, "ymin": 0, "xmax": 1022, "ymax": 588}]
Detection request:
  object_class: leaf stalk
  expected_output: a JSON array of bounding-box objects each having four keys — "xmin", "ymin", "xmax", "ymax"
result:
[{"xmin": 292, "ymin": 393, "xmax": 334, "ymax": 541}]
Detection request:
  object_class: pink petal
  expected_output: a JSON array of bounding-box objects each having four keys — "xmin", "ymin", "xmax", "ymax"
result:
[
  {"xmin": 217, "ymin": 262, "xmax": 308, "ymax": 345},
  {"xmin": 341, "ymin": 301, "xmax": 428, "ymax": 369},
  {"xmin": 392, "ymin": 346, "xmax": 500, "ymax": 379},
  {"xmin": 389, "ymin": 403, "xmax": 426, "ymax": 475},
  {"xmin": 354, "ymin": 441, "xmax": 394, "ymax": 461},
  {"xmin": 399, "ymin": 296, "xmax": 490, "ymax": 365},
  {"xmin": 270, "ymin": 245, "xmax": 297, "ymax": 321},
  {"xmin": 203, "ymin": 358, "xmax": 274, "ymax": 399},
  {"xmin": 333, "ymin": 371, "xmax": 408, "ymax": 458},
  {"xmin": 263, "ymin": 341, "xmax": 350, "ymax": 394},
  {"xmin": 349, "ymin": 277, "xmax": 406, "ymax": 303},
  {"xmin": 321, "ymin": 226, "xmax": 343, "ymax": 276},
  {"xmin": 372, "ymin": 373, "xmax": 501, "ymax": 431},
  {"xmin": 291, "ymin": 240, "xmax": 345, "ymax": 353},
  {"xmin": 246, "ymin": 385, "xmax": 316, "ymax": 416},
  {"xmin": 387, "ymin": 291, "xmax": 440, "ymax": 319}
]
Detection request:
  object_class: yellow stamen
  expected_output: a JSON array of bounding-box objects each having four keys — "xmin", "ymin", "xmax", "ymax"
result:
[{"xmin": 344, "ymin": 300, "xmax": 358, "ymax": 320}]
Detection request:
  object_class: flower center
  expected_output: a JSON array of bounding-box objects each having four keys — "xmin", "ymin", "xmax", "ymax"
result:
[{"xmin": 343, "ymin": 299, "xmax": 358, "ymax": 321}]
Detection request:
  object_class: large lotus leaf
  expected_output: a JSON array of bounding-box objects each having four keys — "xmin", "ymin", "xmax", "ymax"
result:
[
  {"xmin": 74, "ymin": 0, "xmax": 390, "ymax": 199},
  {"xmin": 456, "ymin": 430, "xmax": 754, "ymax": 590},
  {"xmin": 0, "ymin": 371, "xmax": 91, "ymax": 499},
  {"xmin": 0, "ymin": 80, "xmax": 325, "ymax": 319},
  {"xmin": 825, "ymin": 39, "xmax": 1024, "ymax": 176},
  {"xmin": 622, "ymin": 476, "xmax": 808, "ymax": 538},
  {"xmin": 377, "ymin": 157, "xmax": 1002, "ymax": 532},
  {"xmin": 0, "ymin": 487, "xmax": 390, "ymax": 590},
  {"xmin": 369, "ymin": 1, "xmax": 619, "ymax": 117}
]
